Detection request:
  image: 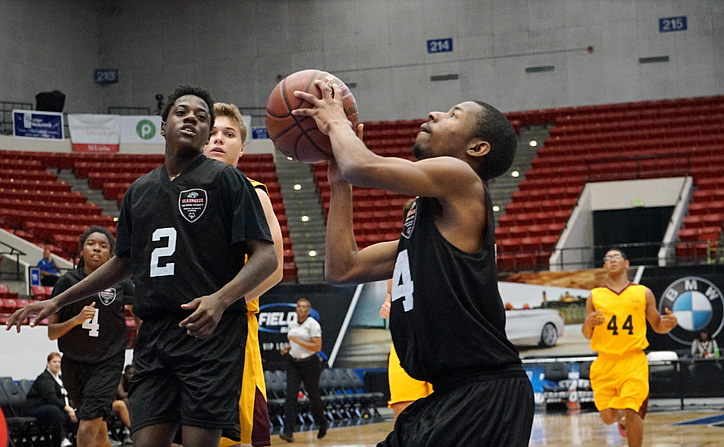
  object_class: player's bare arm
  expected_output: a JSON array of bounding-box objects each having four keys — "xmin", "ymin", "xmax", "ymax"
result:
[
  {"xmin": 582, "ymin": 294, "xmax": 605, "ymax": 339},
  {"xmin": 244, "ymin": 188, "xmax": 284, "ymax": 302},
  {"xmin": 6, "ymin": 256, "xmax": 132, "ymax": 332},
  {"xmin": 645, "ymin": 287, "xmax": 678, "ymax": 334},
  {"xmin": 325, "ymin": 159, "xmax": 399, "ymax": 284},
  {"xmin": 47, "ymin": 302, "xmax": 97, "ymax": 340},
  {"xmin": 180, "ymin": 238, "xmax": 277, "ymax": 337},
  {"xmin": 288, "ymin": 335, "xmax": 322, "ymax": 352}
]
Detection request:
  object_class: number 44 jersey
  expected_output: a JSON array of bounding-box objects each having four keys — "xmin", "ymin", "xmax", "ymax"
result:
[
  {"xmin": 590, "ymin": 284, "xmax": 649, "ymax": 355},
  {"xmin": 115, "ymin": 155, "xmax": 272, "ymax": 321}
]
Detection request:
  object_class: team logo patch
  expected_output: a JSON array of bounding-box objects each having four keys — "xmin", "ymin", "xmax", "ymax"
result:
[
  {"xmin": 401, "ymin": 199, "xmax": 418, "ymax": 239},
  {"xmin": 178, "ymin": 189, "xmax": 207, "ymax": 223},
  {"xmin": 97, "ymin": 288, "xmax": 116, "ymax": 306},
  {"xmin": 659, "ymin": 276, "xmax": 724, "ymax": 344}
]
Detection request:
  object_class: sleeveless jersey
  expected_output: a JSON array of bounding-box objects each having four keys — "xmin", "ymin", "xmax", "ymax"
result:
[
  {"xmin": 388, "ymin": 191, "xmax": 522, "ymax": 385},
  {"xmin": 590, "ymin": 284, "xmax": 649, "ymax": 355},
  {"xmin": 245, "ymin": 178, "xmax": 269, "ymax": 315},
  {"xmin": 52, "ymin": 268, "xmax": 133, "ymax": 364},
  {"xmin": 115, "ymin": 155, "xmax": 273, "ymax": 321}
]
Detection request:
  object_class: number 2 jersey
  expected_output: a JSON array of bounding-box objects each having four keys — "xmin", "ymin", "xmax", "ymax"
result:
[
  {"xmin": 115, "ymin": 154, "xmax": 272, "ymax": 321},
  {"xmin": 388, "ymin": 192, "xmax": 523, "ymax": 386},
  {"xmin": 51, "ymin": 267, "xmax": 134, "ymax": 364},
  {"xmin": 590, "ymin": 284, "xmax": 649, "ymax": 355}
]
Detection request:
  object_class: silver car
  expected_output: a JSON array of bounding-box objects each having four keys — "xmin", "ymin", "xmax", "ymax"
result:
[{"xmin": 505, "ymin": 309, "xmax": 565, "ymax": 348}]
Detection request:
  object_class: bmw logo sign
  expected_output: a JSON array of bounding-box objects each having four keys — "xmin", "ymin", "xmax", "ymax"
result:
[{"xmin": 659, "ymin": 276, "xmax": 724, "ymax": 345}]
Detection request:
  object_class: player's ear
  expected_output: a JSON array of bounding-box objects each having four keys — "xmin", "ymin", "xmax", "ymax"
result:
[
  {"xmin": 467, "ymin": 139, "xmax": 490, "ymax": 158},
  {"xmin": 160, "ymin": 121, "xmax": 166, "ymax": 137}
]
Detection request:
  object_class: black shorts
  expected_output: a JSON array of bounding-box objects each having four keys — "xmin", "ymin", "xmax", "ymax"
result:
[
  {"xmin": 128, "ymin": 312, "xmax": 247, "ymax": 441},
  {"xmin": 378, "ymin": 373, "xmax": 534, "ymax": 447},
  {"xmin": 61, "ymin": 352, "xmax": 125, "ymax": 421}
]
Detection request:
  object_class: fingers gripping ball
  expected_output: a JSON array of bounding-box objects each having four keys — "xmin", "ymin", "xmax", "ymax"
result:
[{"xmin": 265, "ymin": 69, "xmax": 358, "ymax": 163}]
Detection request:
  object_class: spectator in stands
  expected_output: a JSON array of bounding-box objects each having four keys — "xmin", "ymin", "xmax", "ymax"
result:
[
  {"xmin": 116, "ymin": 364, "xmax": 134, "ymax": 412},
  {"xmin": 37, "ymin": 247, "xmax": 60, "ymax": 287},
  {"xmin": 278, "ymin": 298, "xmax": 328, "ymax": 442},
  {"xmin": 45, "ymin": 226, "xmax": 134, "ymax": 447},
  {"xmin": 203, "ymin": 102, "xmax": 283, "ymax": 447},
  {"xmin": 24, "ymin": 352, "xmax": 77, "ymax": 447},
  {"xmin": 691, "ymin": 331, "xmax": 719, "ymax": 358}
]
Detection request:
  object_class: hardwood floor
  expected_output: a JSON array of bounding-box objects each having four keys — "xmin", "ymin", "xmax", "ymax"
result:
[{"xmin": 263, "ymin": 410, "xmax": 724, "ymax": 446}]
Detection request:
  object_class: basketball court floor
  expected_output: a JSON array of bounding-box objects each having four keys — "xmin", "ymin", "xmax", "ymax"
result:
[{"xmin": 265, "ymin": 409, "xmax": 724, "ymax": 446}]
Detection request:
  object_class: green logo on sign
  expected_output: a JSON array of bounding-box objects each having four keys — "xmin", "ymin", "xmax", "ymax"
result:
[{"xmin": 136, "ymin": 120, "xmax": 156, "ymax": 139}]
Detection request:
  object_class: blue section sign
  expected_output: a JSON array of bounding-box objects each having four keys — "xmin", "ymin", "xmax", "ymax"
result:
[
  {"xmin": 30, "ymin": 268, "xmax": 40, "ymax": 287},
  {"xmin": 252, "ymin": 127, "xmax": 269, "ymax": 139},
  {"xmin": 659, "ymin": 16, "xmax": 687, "ymax": 32},
  {"xmin": 13, "ymin": 110, "xmax": 64, "ymax": 139},
  {"xmin": 94, "ymin": 69, "xmax": 118, "ymax": 85},
  {"xmin": 427, "ymin": 38, "xmax": 453, "ymax": 54}
]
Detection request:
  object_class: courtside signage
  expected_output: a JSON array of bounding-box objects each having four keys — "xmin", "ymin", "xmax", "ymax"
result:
[
  {"xmin": 258, "ymin": 302, "xmax": 321, "ymax": 333},
  {"xmin": 12, "ymin": 110, "xmax": 64, "ymax": 139},
  {"xmin": 67, "ymin": 114, "xmax": 120, "ymax": 152},
  {"xmin": 659, "ymin": 276, "xmax": 724, "ymax": 345},
  {"xmin": 120, "ymin": 115, "xmax": 164, "ymax": 144}
]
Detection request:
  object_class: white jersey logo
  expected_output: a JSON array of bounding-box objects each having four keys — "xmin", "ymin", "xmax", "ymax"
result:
[
  {"xmin": 178, "ymin": 189, "xmax": 208, "ymax": 223},
  {"xmin": 401, "ymin": 199, "xmax": 419, "ymax": 239},
  {"xmin": 98, "ymin": 287, "xmax": 117, "ymax": 306}
]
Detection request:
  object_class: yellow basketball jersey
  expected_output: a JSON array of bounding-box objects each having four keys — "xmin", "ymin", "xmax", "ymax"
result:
[
  {"xmin": 245, "ymin": 178, "xmax": 269, "ymax": 315},
  {"xmin": 590, "ymin": 284, "xmax": 649, "ymax": 355}
]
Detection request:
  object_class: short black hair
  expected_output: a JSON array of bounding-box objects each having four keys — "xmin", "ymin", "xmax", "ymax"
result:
[
  {"xmin": 160, "ymin": 84, "xmax": 215, "ymax": 130},
  {"xmin": 604, "ymin": 248, "xmax": 628, "ymax": 260},
  {"xmin": 77, "ymin": 226, "xmax": 115, "ymax": 270},
  {"xmin": 471, "ymin": 101, "xmax": 517, "ymax": 181}
]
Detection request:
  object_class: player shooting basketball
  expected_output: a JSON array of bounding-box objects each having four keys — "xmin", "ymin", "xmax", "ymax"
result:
[{"xmin": 292, "ymin": 82, "xmax": 535, "ymax": 446}]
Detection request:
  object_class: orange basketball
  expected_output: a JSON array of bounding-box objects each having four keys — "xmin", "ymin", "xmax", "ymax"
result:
[{"xmin": 265, "ymin": 69, "xmax": 358, "ymax": 163}]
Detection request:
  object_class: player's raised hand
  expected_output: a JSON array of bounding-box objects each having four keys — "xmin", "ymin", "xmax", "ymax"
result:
[
  {"xmin": 585, "ymin": 310, "xmax": 606, "ymax": 327},
  {"xmin": 660, "ymin": 308, "xmax": 678, "ymax": 331},
  {"xmin": 5, "ymin": 299, "xmax": 60, "ymax": 332},
  {"xmin": 379, "ymin": 301, "xmax": 391, "ymax": 319},
  {"xmin": 179, "ymin": 295, "xmax": 226, "ymax": 338},
  {"xmin": 292, "ymin": 80, "xmax": 352, "ymax": 135}
]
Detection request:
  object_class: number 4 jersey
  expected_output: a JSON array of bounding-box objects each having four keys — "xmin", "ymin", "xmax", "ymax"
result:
[
  {"xmin": 52, "ymin": 268, "xmax": 134, "ymax": 364},
  {"xmin": 590, "ymin": 284, "xmax": 649, "ymax": 355}
]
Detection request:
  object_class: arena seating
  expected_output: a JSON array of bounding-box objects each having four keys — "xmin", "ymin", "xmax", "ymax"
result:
[{"xmin": 497, "ymin": 95, "xmax": 724, "ymax": 271}]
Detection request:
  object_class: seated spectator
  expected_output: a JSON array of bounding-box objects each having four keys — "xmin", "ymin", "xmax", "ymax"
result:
[
  {"xmin": 37, "ymin": 248, "xmax": 60, "ymax": 287},
  {"xmin": 691, "ymin": 331, "xmax": 720, "ymax": 358},
  {"xmin": 112, "ymin": 364, "xmax": 135, "ymax": 445},
  {"xmin": 24, "ymin": 352, "xmax": 77, "ymax": 447}
]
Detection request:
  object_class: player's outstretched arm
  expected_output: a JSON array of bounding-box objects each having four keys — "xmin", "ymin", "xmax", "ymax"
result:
[
  {"xmin": 582, "ymin": 294, "xmax": 604, "ymax": 340},
  {"xmin": 180, "ymin": 238, "xmax": 277, "ymax": 337},
  {"xmin": 324, "ymin": 159, "xmax": 398, "ymax": 285},
  {"xmin": 5, "ymin": 256, "xmax": 132, "ymax": 332},
  {"xmin": 645, "ymin": 288, "xmax": 678, "ymax": 333},
  {"xmin": 244, "ymin": 188, "xmax": 284, "ymax": 302}
]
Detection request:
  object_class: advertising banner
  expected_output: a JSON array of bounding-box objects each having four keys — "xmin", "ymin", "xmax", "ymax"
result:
[
  {"xmin": 120, "ymin": 115, "xmax": 164, "ymax": 144},
  {"xmin": 12, "ymin": 110, "xmax": 64, "ymax": 139},
  {"xmin": 67, "ymin": 114, "xmax": 120, "ymax": 152},
  {"xmin": 258, "ymin": 283, "xmax": 357, "ymax": 371}
]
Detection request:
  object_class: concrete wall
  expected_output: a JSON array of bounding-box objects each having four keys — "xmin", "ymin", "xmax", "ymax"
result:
[{"xmin": 1, "ymin": 0, "xmax": 722, "ymax": 124}]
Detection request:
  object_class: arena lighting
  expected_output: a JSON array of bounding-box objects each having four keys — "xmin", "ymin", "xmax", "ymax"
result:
[
  {"xmin": 294, "ymin": 184, "xmax": 302, "ymax": 190},
  {"xmin": 301, "ymin": 215, "xmax": 309, "ymax": 222},
  {"xmin": 113, "ymin": 217, "xmax": 118, "ymax": 222},
  {"xmin": 287, "ymin": 156, "xmax": 293, "ymax": 161},
  {"xmin": 529, "ymin": 140, "xmax": 538, "ymax": 147},
  {"xmin": 309, "ymin": 250, "xmax": 317, "ymax": 257},
  {"xmin": 511, "ymin": 171, "xmax": 520, "ymax": 178},
  {"xmin": 493, "ymin": 205, "xmax": 500, "ymax": 212}
]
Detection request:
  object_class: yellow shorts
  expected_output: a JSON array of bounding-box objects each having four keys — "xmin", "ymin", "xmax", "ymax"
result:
[
  {"xmin": 590, "ymin": 350, "xmax": 648, "ymax": 412},
  {"xmin": 388, "ymin": 343, "xmax": 433, "ymax": 407}
]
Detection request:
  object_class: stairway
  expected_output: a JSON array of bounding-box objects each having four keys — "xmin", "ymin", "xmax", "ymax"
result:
[
  {"xmin": 488, "ymin": 125, "xmax": 548, "ymax": 226},
  {"xmin": 274, "ymin": 153, "xmax": 327, "ymax": 284},
  {"xmin": 54, "ymin": 168, "xmax": 121, "ymax": 219}
]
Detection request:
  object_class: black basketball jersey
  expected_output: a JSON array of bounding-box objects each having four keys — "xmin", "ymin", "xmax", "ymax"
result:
[
  {"xmin": 115, "ymin": 154, "xmax": 272, "ymax": 321},
  {"xmin": 388, "ymin": 190, "xmax": 522, "ymax": 385},
  {"xmin": 52, "ymin": 268, "xmax": 133, "ymax": 364}
]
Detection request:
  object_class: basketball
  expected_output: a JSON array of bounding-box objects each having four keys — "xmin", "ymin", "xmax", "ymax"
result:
[{"xmin": 265, "ymin": 69, "xmax": 359, "ymax": 163}]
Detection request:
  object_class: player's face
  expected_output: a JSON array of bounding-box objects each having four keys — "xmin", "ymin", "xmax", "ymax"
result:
[
  {"xmin": 602, "ymin": 250, "xmax": 628, "ymax": 275},
  {"xmin": 47, "ymin": 356, "xmax": 61, "ymax": 374},
  {"xmin": 413, "ymin": 101, "xmax": 482, "ymax": 160},
  {"xmin": 83, "ymin": 232, "xmax": 111, "ymax": 272},
  {"xmin": 296, "ymin": 300, "xmax": 311, "ymax": 321},
  {"xmin": 161, "ymin": 95, "xmax": 211, "ymax": 155},
  {"xmin": 203, "ymin": 116, "xmax": 244, "ymax": 166}
]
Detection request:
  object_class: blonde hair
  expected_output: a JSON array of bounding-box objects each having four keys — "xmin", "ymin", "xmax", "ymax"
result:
[{"xmin": 213, "ymin": 102, "xmax": 247, "ymax": 141}]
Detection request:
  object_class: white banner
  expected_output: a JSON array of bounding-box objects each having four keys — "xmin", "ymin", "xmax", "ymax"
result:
[
  {"xmin": 67, "ymin": 114, "xmax": 120, "ymax": 152},
  {"xmin": 120, "ymin": 115, "xmax": 165, "ymax": 144}
]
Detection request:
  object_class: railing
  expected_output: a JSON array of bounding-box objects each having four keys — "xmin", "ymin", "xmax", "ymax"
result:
[
  {"xmin": 0, "ymin": 101, "xmax": 33, "ymax": 135},
  {"xmin": 0, "ymin": 240, "xmax": 25, "ymax": 280},
  {"xmin": 107, "ymin": 106, "xmax": 151, "ymax": 115}
]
